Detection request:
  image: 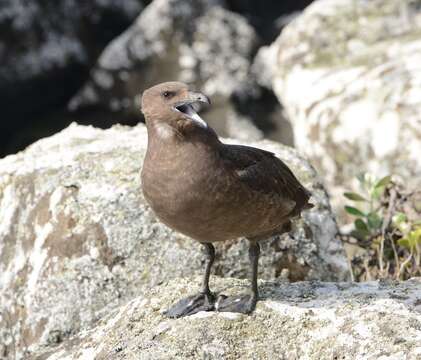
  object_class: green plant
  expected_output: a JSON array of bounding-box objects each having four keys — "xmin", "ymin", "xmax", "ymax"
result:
[
  {"xmin": 394, "ymin": 213, "xmax": 421, "ymax": 275},
  {"xmin": 344, "ymin": 173, "xmax": 391, "ymax": 241},
  {"xmin": 343, "ymin": 173, "xmax": 420, "ymax": 281}
]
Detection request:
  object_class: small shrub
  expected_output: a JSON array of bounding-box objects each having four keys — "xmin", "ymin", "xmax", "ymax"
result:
[{"xmin": 343, "ymin": 173, "xmax": 421, "ymax": 281}]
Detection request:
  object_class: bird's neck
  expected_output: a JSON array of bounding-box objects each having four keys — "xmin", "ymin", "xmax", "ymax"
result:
[
  {"xmin": 146, "ymin": 121, "xmax": 220, "ymax": 148},
  {"xmin": 144, "ymin": 122, "xmax": 221, "ymax": 178},
  {"xmin": 148, "ymin": 122, "xmax": 178, "ymax": 142}
]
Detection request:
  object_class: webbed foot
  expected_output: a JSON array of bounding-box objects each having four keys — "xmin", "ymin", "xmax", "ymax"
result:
[
  {"xmin": 164, "ymin": 292, "xmax": 215, "ymax": 318},
  {"xmin": 215, "ymin": 294, "xmax": 257, "ymax": 314}
]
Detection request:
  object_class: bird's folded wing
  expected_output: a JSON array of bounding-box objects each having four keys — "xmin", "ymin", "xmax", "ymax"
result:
[{"xmin": 221, "ymin": 144, "xmax": 312, "ymax": 215}]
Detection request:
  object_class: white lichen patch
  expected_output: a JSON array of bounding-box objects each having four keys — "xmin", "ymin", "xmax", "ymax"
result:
[{"xmin": 25, "ymin": 223, "xmax": 53, "ymax": 302}]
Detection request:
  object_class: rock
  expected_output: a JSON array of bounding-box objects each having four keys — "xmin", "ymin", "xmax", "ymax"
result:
[
  {"xmin": 247, "ymin": 45, "xmax": 295, "ymax": 146},
  {"xmin": 69, "ymin": 0, "xmax": 282, "ymax": 142},
  {"xmin": 68, "ymin": 0, "xmax": 247, "ymax": 109},
  {"xmin": 270, "ymin": 0, "xmax": 421, "ymax": 214},
  {"xmin": 0, "ymin": 0, "xmax": 144, "ymax": 122},
  {"xmin": 252, "ymin": 45, "xmax": 278, "ymax": 90},
  {"xmin": 34, "ymin": 277, "xmax": 421, "ymax": 359},
  {"xmin": 0, "ymin": 123, "xmax": 348, "ymax": 359}
]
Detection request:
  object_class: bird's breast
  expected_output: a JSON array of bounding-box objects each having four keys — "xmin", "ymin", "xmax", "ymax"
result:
[{"xmin": 141, "ymin": 142, "xmax": 226, "ymax": 224}]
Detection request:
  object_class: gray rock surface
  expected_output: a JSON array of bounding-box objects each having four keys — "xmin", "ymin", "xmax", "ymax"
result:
[
  {"xmin": 0, "ymin": 123, "xmax": 348, "ymax": 359},
  {"xmin": 269, "ymin": 0, "xmax": 421, "ymax": 213},
  {"xmin": 36, "ymin": 277, "xmax": 421, "ymax": 359},
  {"xmin": 252, "ymin": 44, "xmax": 278, "ymax": 90}
]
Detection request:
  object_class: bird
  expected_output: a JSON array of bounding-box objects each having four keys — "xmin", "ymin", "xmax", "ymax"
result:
[{"xmin": 140, "ymin": 81, "xmax": 312, "ymax": 317}]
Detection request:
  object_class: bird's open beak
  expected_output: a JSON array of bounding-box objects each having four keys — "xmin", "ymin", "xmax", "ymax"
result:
[{"xmin": 173, "ymin": 91, "xmax": 211, "ymax": 128}]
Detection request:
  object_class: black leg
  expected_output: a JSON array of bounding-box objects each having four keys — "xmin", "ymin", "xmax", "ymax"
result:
[
  {"xmin": 201, "ymin": 243, "xmax": 215, "ymax": 296},
  {"xmin": 164, "ymin": 243, "xmax": 216, "ymax": 318},
  {"xmin": 249, "ymin": 241, "xmax": 260, "ymax": 306},
  {"xmin": 216, "ymin": 241, "xmax": 260, "ymax": 314}
]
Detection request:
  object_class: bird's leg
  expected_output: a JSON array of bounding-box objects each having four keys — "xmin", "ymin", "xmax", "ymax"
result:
[
  {"xmin": 165, "ymin": 243, "xmax": 216, "ymax": 318},
  {"xmin": 201, "ymin": 242, "xmax": 216, "ymax": 302},
  {"xmin": 216, "ymin": 241, "xmax": 260, "ymax": 314},
  {"xmin": 249, "ymin": 241, "xmax": 260, "ymax": 307}
]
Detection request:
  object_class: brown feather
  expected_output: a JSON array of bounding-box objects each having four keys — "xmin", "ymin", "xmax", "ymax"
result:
[{"xmin": 220, "ymin": 144, "xmax": 312, "ymax": 217}]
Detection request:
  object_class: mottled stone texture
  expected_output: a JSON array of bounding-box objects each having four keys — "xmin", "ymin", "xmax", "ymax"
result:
[
  {"xmin": 36, "ymin": 277, "xmax": 421, "ymax": 360},
  {"xmin": 269, "ymin": 0, "xmax": 421, "ymax": 213},
  {"xmin": 0, "ymin": 123, "xmax": 348, "ymax": 359}
]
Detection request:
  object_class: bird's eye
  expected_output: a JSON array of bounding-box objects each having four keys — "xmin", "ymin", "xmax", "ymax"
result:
[{"xmin": 162, "ymin": 91, "xmax": 174, "ymax": 98}]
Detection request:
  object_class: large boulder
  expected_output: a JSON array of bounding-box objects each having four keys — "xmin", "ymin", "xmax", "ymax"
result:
[
  {"xmin": 35, "ymin": 277, "xmax": 421, "ymax": 359},
  {"xmin": 270, "ymin": 0, "xmax": 421, "ymax": 212},
  {"xmin": 0, "ymin": 123, "xmax": 348, "ymax": 359}
]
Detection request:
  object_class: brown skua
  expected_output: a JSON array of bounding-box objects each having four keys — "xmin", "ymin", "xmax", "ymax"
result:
[{"xmin": 141, "ymin": 81, "xmax": 312, "ymax": 317}]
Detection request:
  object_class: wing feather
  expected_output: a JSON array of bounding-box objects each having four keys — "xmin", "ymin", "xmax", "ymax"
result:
[{"xmin": 220, "ymin": 144, "xmax": 312, "ymax": 216}]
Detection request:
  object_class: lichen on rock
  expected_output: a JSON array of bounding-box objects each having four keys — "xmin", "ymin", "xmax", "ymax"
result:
[
  {"xmin": 34, "ymin": 277, "xmax": 421, "ymax": 360},
  {"xmin": 269, "ymin": 0, "xmax": 421, "ymax": 214}
]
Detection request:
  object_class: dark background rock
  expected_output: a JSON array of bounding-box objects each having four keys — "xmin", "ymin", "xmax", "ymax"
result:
[
  {"xmin": 0, "ymin": 0, "xmax": 145, "ymax": 156},
  {"xmin": 68, "ymin": 1, "xmax": 263, "ymax": 139},
  {"xmin": 0, "ymin": 0, "xmax": 314, "ymax": 158}
]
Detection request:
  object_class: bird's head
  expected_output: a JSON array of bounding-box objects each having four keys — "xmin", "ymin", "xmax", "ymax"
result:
[{"xmin": 140, "ymin": 82, "xmax": 211, "ymax": 132}]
